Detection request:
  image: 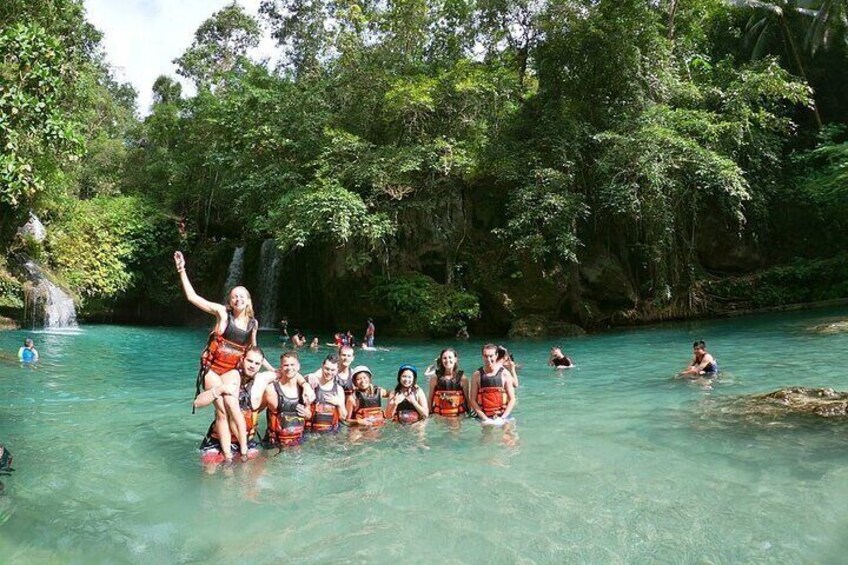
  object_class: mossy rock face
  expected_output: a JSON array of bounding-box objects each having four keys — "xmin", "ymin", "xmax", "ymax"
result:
[
  {"xmin": 807, "ymin": 321, "xmax": 848, "ymax": 335},
  {"xmin": 507, "ymin": 315, "xmax": 586, "ymax": 338},
  {"xmin": 0, "ymin": 316, "xmax": 19, "ymax": 330},
  {"xmin": 746, "ymin": 388, "xmax": 848, "ymax": 418}
]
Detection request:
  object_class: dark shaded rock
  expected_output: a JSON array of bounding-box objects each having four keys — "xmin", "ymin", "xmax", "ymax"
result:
[
  {"xmin": 745, "ymin": 387, "xmax": 848, "ymax": 418},
  {"xmin": 0, "ymin": 316, "xmax": 18, "ymax": 330},
  {"xmin": 508, "ymin": 315, "xmax": 585, "ymax": 338},
  {"xmin": 579, "ymin": 252, "xmax": 637, "ymax": 310}
]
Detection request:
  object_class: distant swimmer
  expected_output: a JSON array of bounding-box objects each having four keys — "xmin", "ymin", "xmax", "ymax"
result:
[
  {"xmin": 363, "ymin": 318, "xmax": 375, "ymax": 348},
  {"xmin": 175, "ymin": 251, "xmax": 266, "ymax": 459},
  {"xmin": 309, "ymin": 338, "xmax": 320, "ymax": 350},
  {"xmin": 470, "ymin": 344, "xmax": 516, "ymax": 426},
  {"xmin": 346, "ymin": 365, "xmax": 389, "ymax": 427},
  {"xmin": 17, "ymin": 338, "xmax": 38, "ymax": 364},
  {"xmin": 291, "ymin": 330, "xmax": 306, "ymax": 349},
  {"xmin": 679, "ymin": 340, "xmax": 719, "ymax": 377},
  {"xmin": 426, "ymin": 348, "xmax": 469, "ymax": 418},
  {"xmin": 385, "ymin": 364, "xmax": 429, "ymax": 423},
  {"xmin": 548, "ymin": 347, "xmax": 573, "ymax": 369},
  {"xmin": 278, "ymin": 317, "xmax": 289, "ymax": 344}
]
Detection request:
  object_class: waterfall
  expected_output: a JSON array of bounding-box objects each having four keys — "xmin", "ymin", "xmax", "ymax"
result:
[
  {"xmin": 257, "ymin": 239, "xmax": 282, "ymax": 329},
  {"xmin": 223, "ymin": 245, "xmax": 245, "ymax": 297},
  {"xmin": 23, "ymin": 260, "xmax": 78, "ymax": 328}
]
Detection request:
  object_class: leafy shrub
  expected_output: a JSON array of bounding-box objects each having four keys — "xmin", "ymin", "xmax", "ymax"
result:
[
  {"xmin": 370, "ymin": 273, "xmax": 480, "ymax": 335},
  {"xmin": 48, "ymin": 196, "xmax": 177, "ymax": 302},
  {"xmin": 706, "ymin": 254, "xmax": 848, "ymax": 309}
]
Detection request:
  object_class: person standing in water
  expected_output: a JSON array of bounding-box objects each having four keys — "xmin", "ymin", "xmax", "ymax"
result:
[
  {"xmin": 345, "ymin": 365, "xmax": 389, "ymax": 427},
  {"xmin": 17, "ymin": 338, "xmax": 38, "ymax": 364},
  {"xmin": 364, "ymin": 318, "xmax": 375, "ymax": 348},
  {"xmin": 262, "ymin": 351, "xmax": 313, "ymax": 447},
  {"xmin": 278, "ymin": 317, "xmax": 289, "ymax": 345},
  {"xmin": 385, "ymin": 364, "xmax": 429, "ymax": 423},
  {"xmin": 308, "ymin": 354, "xmax": 348, "ymax": 432},
  {"xmin": 427, "ymin": 348, "xmax": 469, "ymax": 418},
  {"xmin": 469, "ymin": 344, "xmax": 516, "ymax": 425},
  {"xmin": 679, "ymin": 340, "xmax": 718, "ymax": 377},
  {"xmin": 195, "ymin": 346, "xmax": 267, "ymax": 460},
  {"xmin": 174, "ymin": 250, "xmax": 261, "ymax": 461}
]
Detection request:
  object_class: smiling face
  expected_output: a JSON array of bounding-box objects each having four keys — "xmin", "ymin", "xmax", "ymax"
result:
[
  {"xmin": 321, "ymin": 359, "xmax": 338, "ymax": 382},
  {"xmin": 440, "ymin": 350, "xmax": 457, "ymax": 372},
  {"xmin": 280, "ymin": 354, "xmax": 300, "ymax": 379},
  {"xmin": 242, "ymin": 350, "xmax": 264, "ymax": 377},
  {"xmin": 227, "ymin": 286, "xmax": 252, "ymax": 315},
  {"xmin": 398, "ymin": 369, "xmax": 415, "ymax": 389},
  {"xmin": 339, "ymin": 347, "xmax": 354, "ymax": 370},
  {"xmin": 353, "ymin": 371, "xmax": 371, "ymax": 390}
]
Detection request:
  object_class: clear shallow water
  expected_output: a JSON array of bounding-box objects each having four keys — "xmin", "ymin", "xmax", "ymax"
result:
[{"xmin": 1, "ymin": 310, "xmax": 847, "ymax": 563}]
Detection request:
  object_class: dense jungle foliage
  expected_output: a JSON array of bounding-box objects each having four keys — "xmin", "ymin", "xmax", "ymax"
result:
[{"xmin": 1, "ymin": 0, "xmax": 848, "ymax": 334}]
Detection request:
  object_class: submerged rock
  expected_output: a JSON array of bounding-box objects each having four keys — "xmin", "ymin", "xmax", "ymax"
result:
[
  {"xmin": 0, "ymin": 316, "xmax": 18, "ymax": 331},
  {"xmin": 807, "ymin": 321, "xmax": 848, "ymax": 335},
  {"xmin": 744, "ymin": 387, "xmax": 848, "ymax": 418}
]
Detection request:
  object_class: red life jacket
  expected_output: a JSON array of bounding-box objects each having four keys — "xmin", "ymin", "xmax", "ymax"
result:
[
  {"xmin": 309, "ymin": 381, "xmax": 342, "ymax": 432},
  {"xmin": 476, "ymin": 367, "xmax": 508, "ymax": 418},
  {"xmin": 353, "ymin": 387, "xmax": 385, "ymax": 426},
  {"xmin": 431, "ymin": 373, "xmax": 467, "ymax": 417},
  {"xmin": 264, "ymin": 381, "xmax": 306, "ymax": 447}
]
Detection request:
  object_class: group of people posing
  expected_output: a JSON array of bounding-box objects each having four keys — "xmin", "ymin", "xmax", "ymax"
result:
[{"xmin": 174, "ymin": 252, "xmax": 518, "ymax": 463}]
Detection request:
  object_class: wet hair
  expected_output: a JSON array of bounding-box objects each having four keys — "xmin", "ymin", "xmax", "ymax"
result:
[
  {"xmin": 436, "ymin": 348, "xmax": 463, "ymax": 379},
  {"xmin": 24, "ymin": 338, "xmax": 34, "ymax": 348},
  {"xmin": 496, "ymin": 346, "xmax": 509, "ymax": 361},
  {"xmin": 245, "ymin": 345, "xmax": 264, "ymax": 359},
  {"xmin": 281, "ymin": 351, "xmax": 299, "ymax": 362},
  {"xmin": 324, "ymin": 353, "xmax": 339, "ymax": 365},
  {"xmin": 395, "ymin": 364, "xmax": 418, "ymax": 393},
  {"xmin": 225, "ymin": 286, "xmax": 255, "ymax": 319},
  {"xmin": 693, "ymin": 340, "xmax": 706, "ymax": 349},
  {"xmin": 339, "ymin": 345, "xmax": 354, "ymax": 355},
  {"xmin": 481, "ymin": 343, "xmax": 498, "ymax": 354}
]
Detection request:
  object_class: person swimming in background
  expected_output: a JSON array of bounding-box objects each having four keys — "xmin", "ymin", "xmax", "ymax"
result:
[
  {"xmin": 548, "ymin": 347, "xmax": 573, "ymax": 368},
  {"xmin": 17, "ymin": 338, "xmax": 38, "ymax": 364},
  {"xmin": 291, "ymin": 330, "xmax": 306, "ymax": 349},
  {"xmin": 679, "ymin": 340, "xmax": 719, "ymax": 377},
  {"xmin": 309, "ymin": 337, "xmax": 319, "ymax": 350}
]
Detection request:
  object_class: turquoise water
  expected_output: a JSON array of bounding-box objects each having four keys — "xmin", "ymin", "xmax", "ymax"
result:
[{"xmin": 1, "ymin": 309, "xmax": 848, "ymax": 563}]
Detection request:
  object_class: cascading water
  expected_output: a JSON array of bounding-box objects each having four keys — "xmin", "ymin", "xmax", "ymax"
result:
[
  {"xmin": 257, "ymin": 239, "xmax": 282, "ymax": 329},
  {"xmin": 23, "ymin": 260, "xmax": 78, "ymax": 328},
  {"xmin": 222, "ymin": 245, "xmax": 245, "ymax": 297}
]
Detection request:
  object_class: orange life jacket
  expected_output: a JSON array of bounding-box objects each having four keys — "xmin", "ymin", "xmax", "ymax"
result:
[
  {"xmin": 432, "ymin": 373, "xmax": 467, "ymax": 417},
  {"xmin": 476, "ymin": 367, "xmax": 508, "ymax": 418},
  {"xmin": 264, "ymin": 381, "xmax": 306, "ymax": 447},
  {"xmin": 353, "ymin": 387, "xmax": 385, "ymax": 426},
  {"xmin": 194, "ymin": 314, "xmax": 257, "ymax": 400},
  {"xmin": 310, "ymin": 382, "xmax": 342, "ymax": 432},
  {"xmin": 201, "ymin": 376, "xmax": 259, "ymax": 448}
]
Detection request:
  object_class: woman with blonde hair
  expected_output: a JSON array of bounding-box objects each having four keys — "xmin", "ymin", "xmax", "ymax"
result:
[{"xmin": 175, "ymin": 251, "xmax": 260, "ymax": 461}]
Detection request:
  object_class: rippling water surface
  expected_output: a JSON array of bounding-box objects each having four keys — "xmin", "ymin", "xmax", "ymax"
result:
[{"xmin": 1, "ymin": 309, "xmax": 848, "ymax": 563}]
